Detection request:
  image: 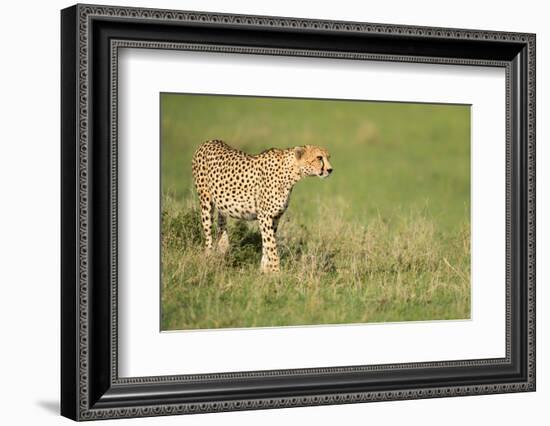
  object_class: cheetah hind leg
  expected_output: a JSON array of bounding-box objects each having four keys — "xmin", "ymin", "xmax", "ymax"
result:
[
  {"xmin": 216, "ymin": 212, "xmax": 230, "ymax": 254},
  {"xmin": 198, "ymin": 196, "xmax": 214, "ymax": 254}
]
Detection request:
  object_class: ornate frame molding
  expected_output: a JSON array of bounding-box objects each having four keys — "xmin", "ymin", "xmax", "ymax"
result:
[{"xmin": 61, "ymin": 4, "xmax": 535, "ymax": 421}]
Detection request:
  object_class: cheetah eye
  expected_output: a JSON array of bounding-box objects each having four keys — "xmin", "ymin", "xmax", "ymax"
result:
[{"xmin": 317, "ymin": 156, "xmax": 323, "ymax": 161}]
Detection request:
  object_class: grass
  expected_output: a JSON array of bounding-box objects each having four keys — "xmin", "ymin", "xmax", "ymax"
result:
[{"xmin": 160, "ymin": 94, "xmax": 471, "ymax": 330}]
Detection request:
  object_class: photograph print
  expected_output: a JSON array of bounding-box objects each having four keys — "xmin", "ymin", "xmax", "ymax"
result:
[{"xmin": 160, "ymin": 93, "xmax": 471, "ymax": 331}]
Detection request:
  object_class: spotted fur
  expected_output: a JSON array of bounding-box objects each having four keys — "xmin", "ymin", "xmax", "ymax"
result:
[{"xmin": 192, "ymin": 139, "xmax": 333, "ymax": 272}]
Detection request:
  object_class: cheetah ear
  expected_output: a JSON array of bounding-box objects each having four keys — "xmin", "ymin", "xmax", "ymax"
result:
[{"xmin": 294, "ymin": 146, "xmax": 306, "ymax": 160}]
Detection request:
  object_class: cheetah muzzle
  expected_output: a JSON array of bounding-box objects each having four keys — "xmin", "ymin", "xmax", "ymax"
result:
[{"xmin": 192, "ymin": 140, "xmax": 333, "ymax": 273}]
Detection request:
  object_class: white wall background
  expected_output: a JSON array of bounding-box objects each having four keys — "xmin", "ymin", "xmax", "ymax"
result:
[{"xmin": 0, "ymin": 0, "xmax": 546, "ymax": 424}]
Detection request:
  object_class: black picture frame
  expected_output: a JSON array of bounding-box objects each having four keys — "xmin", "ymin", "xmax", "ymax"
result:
[{"xmin": 61, "ymin": 3, "xmax": 536, "ymax": 421}]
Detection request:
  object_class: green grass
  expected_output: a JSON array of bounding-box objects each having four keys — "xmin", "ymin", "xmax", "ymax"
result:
[{"xmin": 160, "ymin": 94, "xmax": 471, "ymax": 330}]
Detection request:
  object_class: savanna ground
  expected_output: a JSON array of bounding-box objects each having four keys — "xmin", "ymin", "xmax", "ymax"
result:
[{"xmin": 161, "ymin": 94, "xmax": 471, "ymax": 330}]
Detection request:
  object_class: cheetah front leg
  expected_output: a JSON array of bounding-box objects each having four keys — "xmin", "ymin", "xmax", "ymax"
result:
[
  {"xmin": 258, "ymin": 215, "xmax": 280, "ymax": 273},
  {"xmin": 216, "ymin": 212, "xmax": 230, "ymax": 254}
]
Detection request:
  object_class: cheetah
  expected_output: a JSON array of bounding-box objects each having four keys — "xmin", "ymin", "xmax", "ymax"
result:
[{"xmin": 191, "ymin": 140, "xmax": 333, "ymax": 272}]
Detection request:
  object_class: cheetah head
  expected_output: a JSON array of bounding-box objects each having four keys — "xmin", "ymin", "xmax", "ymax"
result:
[{"xmin": 294, "ymin": 145, "xmax": 333, "ymax": 178}]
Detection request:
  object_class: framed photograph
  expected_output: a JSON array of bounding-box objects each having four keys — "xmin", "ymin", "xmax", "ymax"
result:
[{"xmin": 61, "ymin": 3, "xmax": 536, "ymax": 421}]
